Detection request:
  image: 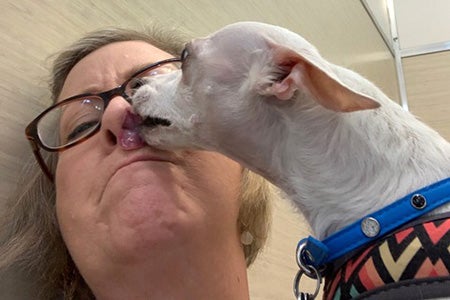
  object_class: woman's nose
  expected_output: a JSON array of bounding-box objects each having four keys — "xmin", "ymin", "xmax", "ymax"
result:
[{"xmin": 100, "ymin": 96, "xmax": 145, "ymax": 151}]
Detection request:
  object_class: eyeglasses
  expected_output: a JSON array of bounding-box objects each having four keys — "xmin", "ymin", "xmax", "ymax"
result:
[{"xmin": 25, "ymin": 58, "xmax": 182, "ymax": 182}]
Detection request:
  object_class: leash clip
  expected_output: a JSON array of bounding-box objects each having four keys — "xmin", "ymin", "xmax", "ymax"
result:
[{"xmin": 293, "ymin": 241, "xmax": 324, "ymax": 300}]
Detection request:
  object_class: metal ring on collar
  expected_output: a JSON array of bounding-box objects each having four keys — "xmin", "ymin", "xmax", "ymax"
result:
[
  {"xmin": 293, "ymin": 266, "xmax": 322, "ymax": 300},
  {"xmin": 296, "ymin": 242, "xmax": 316, "ymax": 278}
]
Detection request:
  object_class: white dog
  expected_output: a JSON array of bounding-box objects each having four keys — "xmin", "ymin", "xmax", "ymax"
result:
[{"xmin": 132, "ymin": 22, "xmax": 450, "ymax": 299}]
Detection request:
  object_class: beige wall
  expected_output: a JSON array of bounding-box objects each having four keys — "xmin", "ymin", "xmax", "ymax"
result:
[
  {"xmin": 1, "ymin": 1, "xmax": 401, "ymax": 299},
  {"xmin": 403, "ymin": 51, "xmax": 450, "ymax": 141}
]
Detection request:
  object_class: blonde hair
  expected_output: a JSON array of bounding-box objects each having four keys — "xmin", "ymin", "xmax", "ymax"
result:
[{"xmin": 0, "ymin": 25, "xmax": 274, "ymax": 299}]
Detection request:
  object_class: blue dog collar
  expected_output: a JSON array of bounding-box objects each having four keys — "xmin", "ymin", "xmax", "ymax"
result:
[{"xmin": 299, "ymin": 177, "xmax": 450, "ymax": 270}]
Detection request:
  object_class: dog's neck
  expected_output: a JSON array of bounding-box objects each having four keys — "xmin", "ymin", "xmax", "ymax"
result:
[{"xmin": 277, "ymin": 103, "xmax": 449, "ymax": 239}]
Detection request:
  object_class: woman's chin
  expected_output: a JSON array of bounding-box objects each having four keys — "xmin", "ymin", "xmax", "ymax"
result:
[{"xmin": 102, "ymin": 185, "xmax": 197, "ymax": 263}]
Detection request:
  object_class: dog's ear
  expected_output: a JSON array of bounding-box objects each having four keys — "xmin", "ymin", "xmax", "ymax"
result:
[{"xmin": 262, "ymin": 43, "xmax": 380, "ymax": 112}]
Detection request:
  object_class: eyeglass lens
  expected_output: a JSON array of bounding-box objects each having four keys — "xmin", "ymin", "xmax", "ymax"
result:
[
  {"xmin": 36, "ymin": 61, "xmax": 181, "ymax": 149},
  {"xmin": 38, "ymin": 97, "xmax": 104, "ymax": 149}
]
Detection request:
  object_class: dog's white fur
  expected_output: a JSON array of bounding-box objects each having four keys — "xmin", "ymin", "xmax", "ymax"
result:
[{"xmin": 132, "ymin": 22, "xmax": 450, "ymax": 239}]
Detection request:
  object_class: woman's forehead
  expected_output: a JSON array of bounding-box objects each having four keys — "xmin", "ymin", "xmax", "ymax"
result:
[{"xmin": 58, "ymin": 41, "xmax": 174, "ymax": 101}]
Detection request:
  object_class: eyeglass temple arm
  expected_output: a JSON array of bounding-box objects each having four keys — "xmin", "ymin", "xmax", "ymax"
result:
[{"xmin": 28, "ymin": 139, "xmax": 54, "ymax": 182}]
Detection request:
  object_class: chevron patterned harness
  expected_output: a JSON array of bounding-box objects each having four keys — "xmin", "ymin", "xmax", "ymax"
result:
[{"xmin": 294, "ymin": 178, "xmax": 450, "ymax": 300}]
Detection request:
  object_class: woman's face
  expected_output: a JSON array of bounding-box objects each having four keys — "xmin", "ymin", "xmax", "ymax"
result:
[{"xmin": 55, "ymin": 41, "xmax": 243, "ymax": 282}]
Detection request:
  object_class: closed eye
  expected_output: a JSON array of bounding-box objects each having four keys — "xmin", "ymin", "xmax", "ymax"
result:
[{"xmin": 66, "ymin": 120, "xmax": 98, "ymax": 142}]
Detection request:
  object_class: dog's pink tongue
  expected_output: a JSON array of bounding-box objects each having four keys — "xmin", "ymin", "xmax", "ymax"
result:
[{"xmin": 120, "ymin": 111, "xmax": 145, "ymax": 150}]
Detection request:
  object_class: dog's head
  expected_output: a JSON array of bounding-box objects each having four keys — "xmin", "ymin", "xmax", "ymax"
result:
[{"xmin": 132, "ymin": 22, "xmax": 379, "ymax": 155}]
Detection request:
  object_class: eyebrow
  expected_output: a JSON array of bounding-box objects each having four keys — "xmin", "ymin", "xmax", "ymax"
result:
[
  {"xmin": 71, "ymin": 62, "xmax": 159, "ymax": 96},
  {"xmin": 126, "ymin": 62, "xmax": 158, "ymax": 78},
  {"xmin": 61, "ymin": 59, "xmax": 179, "ymax": 100}
]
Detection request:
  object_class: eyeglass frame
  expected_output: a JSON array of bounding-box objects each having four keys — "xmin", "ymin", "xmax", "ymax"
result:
[{"xmin": 25, "ymin": 57, "xmax": 181, "ymax": 182}]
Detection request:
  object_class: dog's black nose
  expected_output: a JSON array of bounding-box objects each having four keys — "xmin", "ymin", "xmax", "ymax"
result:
[{"xmin": 142, "ymin": 117, "xmax": 172, "ymax": 128}]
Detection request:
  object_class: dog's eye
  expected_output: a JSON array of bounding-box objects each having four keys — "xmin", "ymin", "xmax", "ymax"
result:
[{"xmin": 181, "ymin": 48, "xmax": 189, "ymax": 61}]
